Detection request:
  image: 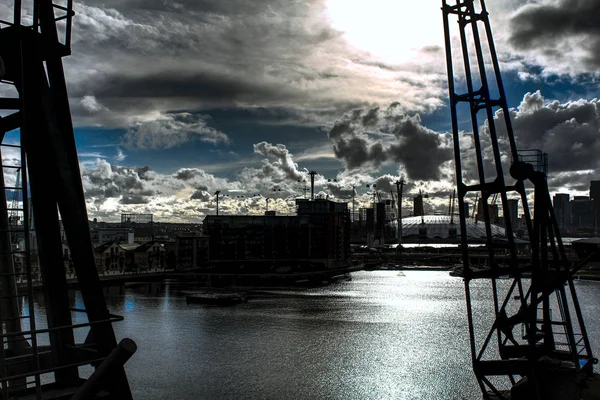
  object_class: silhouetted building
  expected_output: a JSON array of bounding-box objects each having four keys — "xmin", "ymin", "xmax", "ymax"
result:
[
  {"xmin": 590, "ymin": 181, "xmax": 600, "ymax": 231},
  {"xmin": 570, "ymin": 196, "xmax": 594, "ymax": 230},
  {"xmin": 476, "ymin": 198, "xmax": 499, "ymax": 223},
  {"xmin": 91, "ymin": 228, "xmax": 133, "ymax": 246},
  {"xmin": 463, "ymin": 202, "xmax": 470, "ymax": 218},
  {"xmin": 375, "ymin": 202, "xmax": 386, "ymax": 241},
  {"xmin": 121, "ymin": 213, "xmax": 154, "ymax": 241},
  {"xmin": 506, "ymin": 199, "xmax": 519, "ymax": 232},
  {"xmin": 132, "ymin": 241, "xmax": 166, "ymax": 270},
  {"xmin": 553, "ymin": 193, "xmax": 570, "ymax": 234},
  {"xmin": 93, "ymin": 241, "xmax": 126, "ymax": 272},
  {"xmin": 296, "ymin": 199, "xmax": 350, "ymax": 264},
  {"xmin": 203, "ymin": 199, "xmax": 350, "ymax": 270},
  {"xmin": 414, "ymin": 194, "xmax": 424, "ymax": 217},
  {"xmin": 359, "ymin": 207, "xmax": 375, "ymax": 241},
  {"xmin": 175, "ymin": 233, "xmax": 209, "ymax": 269}
]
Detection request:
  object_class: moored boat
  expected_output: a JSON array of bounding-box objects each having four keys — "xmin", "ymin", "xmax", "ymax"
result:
[{"xmin": 186, "ymin": 292, "xmax": 247, "ymax": 306}]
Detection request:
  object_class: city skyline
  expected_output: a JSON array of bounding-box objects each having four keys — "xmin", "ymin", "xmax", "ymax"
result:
[{"xmin": 3, "ymin": 0, "xmax": 600, "ymax": 222}]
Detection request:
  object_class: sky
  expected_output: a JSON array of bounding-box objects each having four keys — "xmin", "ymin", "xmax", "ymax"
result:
[{"xmin": 3, "ymin": 0, "xmax": 600, "ymax": 222}]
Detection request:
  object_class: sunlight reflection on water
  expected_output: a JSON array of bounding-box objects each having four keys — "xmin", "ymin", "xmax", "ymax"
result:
[{"xmin": 26, "ymin": 271, "xmax": 600, "ymax": 400}]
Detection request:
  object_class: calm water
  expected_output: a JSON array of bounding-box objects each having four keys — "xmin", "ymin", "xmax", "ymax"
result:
[{"xmin": 30, "ymin": 271, "xmax": 600, "ymax": 399}]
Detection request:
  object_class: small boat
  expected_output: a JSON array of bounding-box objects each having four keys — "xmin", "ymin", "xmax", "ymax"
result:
[{"xmin": 186, "ymin": 292, "xmax": 247, "ymax": 306}]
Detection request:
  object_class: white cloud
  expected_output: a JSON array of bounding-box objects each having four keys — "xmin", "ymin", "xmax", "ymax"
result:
[
  {"xmin": 80, "ymin": 95, "xmax": 109, "ymax": 113},
  {"xmin": 115, "ymin": 148, "xmax": 126, "ymax": 162}
]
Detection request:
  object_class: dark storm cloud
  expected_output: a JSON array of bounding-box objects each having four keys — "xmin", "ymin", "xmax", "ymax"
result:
[
  {"xmin": 45, "ymin": 0, "xmax": 449, "ymax": 129},
  {"xmin": 548, "ymin": 172, "xmax": 600, "ymax": 193},
  {"xmin": 63, "ymin": 0, "xmax": 351, "ymax": 123},
  {"xmin": 371, "ymin": 175, "xmax": 416, "ymax": 195},
  {"xmin": 190, "ymin": 189, "xmax": 211, "ymax": 202},
  {"xmin": 327, "ymin": 104, "xmax": 452, "ymax": 180},
  {"xmin": 510, "ymin": 0, "xmax": 600, "ymax": 70},
  {"xmin": 120, "ymin": 194, "xmax": 151, "ymax": 205},
  {"xmin": 121, "ymin": 112, "xmax": 229, "ymax": 150},
  {"xmin": 495, "ymin": 91, "xmax": 600, "ymax": 174},
  {"xmin": 89, "ymin": 71, "xmax": 300, "ymax": 107},
  {"xmin": 174, "ymin": 168, "xmax": 201, "ymax": 181},
  {"xmin": 484, "ymin": 91, "xmax": 600, "ymax": 192}
]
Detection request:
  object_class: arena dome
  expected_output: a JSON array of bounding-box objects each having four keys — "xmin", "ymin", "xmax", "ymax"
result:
[{"xmin": 401, "ymin": 215, "xmax": 505, "ymax": 241}]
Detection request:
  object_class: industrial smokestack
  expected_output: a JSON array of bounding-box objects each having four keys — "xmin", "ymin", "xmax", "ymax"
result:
[{"xmin": 309, "ymin": 171, "xmax": 317, "ymax": 201}]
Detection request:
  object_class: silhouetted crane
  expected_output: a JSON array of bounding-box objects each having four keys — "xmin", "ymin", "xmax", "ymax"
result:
[
  {"xmin": 0, "ymin": 2, "xmax": 135, "ymax": 398},
  {"xmin": 443, "ymin": 1, "xmax": 593, "ymax": 398}
]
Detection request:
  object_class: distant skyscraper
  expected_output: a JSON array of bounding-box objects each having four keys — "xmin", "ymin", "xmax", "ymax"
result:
[
  {"xmin": 570, "ymin": 196, "xmax": 593, "ymax": 230},
  {"xmin": 553, "ymin": 193, "xmax": 570, "ymax": 233},
  {"xmin": 590, "ymin": 181, "xmax": 600, "ymax": 202},
  {"xmin": 476, "ymin": 198, "xmax": 485, "ymax": 222},
  {"xmin": 590, "ymin": 181, "xmax": 600, "ymax": 231},
  {"xmin": 476, "ymin": 197, "xmax": 499, "ymax": 223},
  {"xmin": 506, "ymin": 199, "xmax": 519, "ymax": 233},
  {"xmin": 463, "ymin": 202, "xmax": 470, "ymax": 219},
  {"xmin": 414, "ymin": 194, "xmax": 424, "ymax": 217}
]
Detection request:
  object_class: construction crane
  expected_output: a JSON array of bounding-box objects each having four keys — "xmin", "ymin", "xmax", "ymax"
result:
[
  {"xmin": 443, "ymin": 1, "xmax": 593, "ymax": 399},
  {"xmin": 0, "ymin": 2, "xmax": 135, "ymax": 399}
]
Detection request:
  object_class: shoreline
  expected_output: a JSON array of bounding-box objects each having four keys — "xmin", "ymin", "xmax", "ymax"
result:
[{"xmin": 16, "ymin": 265, "xmax": 600, "ymax": 294}]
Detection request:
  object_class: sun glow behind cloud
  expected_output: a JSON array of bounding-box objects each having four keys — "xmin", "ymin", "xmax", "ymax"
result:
[{"xmin": 325, "ymin": 0, "xmax": 444, "ymax": 65}]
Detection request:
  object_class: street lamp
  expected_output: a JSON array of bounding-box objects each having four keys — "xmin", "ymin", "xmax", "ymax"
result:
[
  {"xmin": 297, "ymin": 179, "xmax": 309, "ymax": 199},
  {"xmin": 266, "ymin": 188, "xmax": 282, "ymax": 212}
]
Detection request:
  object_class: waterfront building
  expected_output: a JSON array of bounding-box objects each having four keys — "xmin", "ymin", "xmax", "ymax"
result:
[
  {"xmin": 553, "ymin": 193, "xmax": 570, "ymax": 234},
  {"xmin": 296, "ymin": 199, "xmax": 350, "ymax": 264},
  {"xmin": 175, "ymin": 233, "xmax": 210, "ymax": 269},
  {"xmin": 203, "ymin": 199, "xmax": 350, "ymax": 270},
  {"xmin": 93, "ymin": 241, "xmax": 126, "ymax": 272},
  {"xmin": 132, "ymin": 241, "xmax": 166, "ymax": 270},
  {"xmin": 570, "ymin": 196, "xmax": 594, "ymax": 231}
]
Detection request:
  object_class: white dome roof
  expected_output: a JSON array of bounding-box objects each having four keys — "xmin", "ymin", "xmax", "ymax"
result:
[{"xmin": 401, "ymin": 215, "xmax": 505, "ymax": 240}]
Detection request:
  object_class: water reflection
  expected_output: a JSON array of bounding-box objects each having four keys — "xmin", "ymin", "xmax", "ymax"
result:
[{"xmin": 17, "ymin": 272, "xmax": 600, "ymax": 400}]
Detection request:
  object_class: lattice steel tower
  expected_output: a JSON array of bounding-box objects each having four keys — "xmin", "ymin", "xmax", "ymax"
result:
[
  {"xmin": 0, "ymin": 1, "xmax": 135, "ymax": 399},
  {"xmin": 442, "ymin": 1, "xmax": 595, "ymax": 399}
]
